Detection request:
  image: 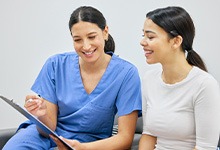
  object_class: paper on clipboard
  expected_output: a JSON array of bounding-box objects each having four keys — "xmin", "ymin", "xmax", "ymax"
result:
[{"xmin": 0, "ymin": 95, "xmax": 74, "ymax": 150}]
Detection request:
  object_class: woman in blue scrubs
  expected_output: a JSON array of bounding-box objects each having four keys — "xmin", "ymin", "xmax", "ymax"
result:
[{"xmin": 3, "ymin": 6, "xmax": 142, "ymax": 150}]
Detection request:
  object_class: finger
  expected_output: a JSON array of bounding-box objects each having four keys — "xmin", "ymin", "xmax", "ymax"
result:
[
  {"xmin": 25, "ymin": 95, "xmax": 40, "ymax": 102},
  {"xmin": 25, "ymin": 95, "xmax": 41, "ymax": 107},
  {"xmin": 24, "ymin": 99, "xmax": 38, "ymax": 107},
  {"xmin": 50, "ymin": 135, "xmax": 68, "ymax": 150},
  {"xmin": 26, "ymin": 98, "xmax": 33, "ymax": 103},
  {"xmin": 24, "ymin": 99, "xmax": 41, "ymax": 111}
]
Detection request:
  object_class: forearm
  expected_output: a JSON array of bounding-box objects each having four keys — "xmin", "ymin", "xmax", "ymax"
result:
[
  {"xmin": 82, "ymin": 132, "xmax": 134, "ymax": 150},
  {"xmin": 37, "ymin": 100, "xmax": 58, "ymax": 136},
  {"xmin": 138, "ymin": 134, "xmax": 156, "ymax": 150},
  {"xmin": 82, "ymin": 112, "xmax": 138, "ymax": 150},
  {"xmin": 38, "ymin": 114, "xmax": 56, "ymax": 131},
  {"xmin": 37, "ymin": 114, "xmax": 56, "ymax": 137}
]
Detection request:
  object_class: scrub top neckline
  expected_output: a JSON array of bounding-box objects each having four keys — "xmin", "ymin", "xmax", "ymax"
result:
[{"xmin": 74, "ymin": 54, "xmax": 114, "ymax": 96}]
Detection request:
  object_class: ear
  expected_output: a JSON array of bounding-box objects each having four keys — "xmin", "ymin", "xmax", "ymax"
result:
[
  {"xmin": 103, "ymin": 26, "xmax": 109, "ymax": 40},
  {"xmin": 172, "ymin": 35, "xmax": 183, "ymax": 49}
]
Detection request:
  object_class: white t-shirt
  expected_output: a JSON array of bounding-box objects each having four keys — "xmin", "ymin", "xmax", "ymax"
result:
[{"xmin": 142, "ymin": 66, "xmax": 220, "ymax": 150}]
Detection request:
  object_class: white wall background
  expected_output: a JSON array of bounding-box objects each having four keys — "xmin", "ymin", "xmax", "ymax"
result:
[{"xmin": 0, "ymin": 0, "xmax": 219, "ymax": 129}]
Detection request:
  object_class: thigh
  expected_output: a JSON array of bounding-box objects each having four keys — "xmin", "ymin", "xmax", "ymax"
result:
[{"xmin": 3, "ymin": 124, "xmax": 51, "ymax": 150}]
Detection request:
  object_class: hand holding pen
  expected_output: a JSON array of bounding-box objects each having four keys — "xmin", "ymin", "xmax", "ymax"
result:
[{"xmin": 24, "ymin": 94, "xmax": 46, "ymax": 117}]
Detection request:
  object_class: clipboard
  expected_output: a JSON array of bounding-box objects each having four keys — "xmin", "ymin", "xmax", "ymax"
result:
[{"xmin": 0, "ymin": 95, "xmax": 74, "ymax": 150}]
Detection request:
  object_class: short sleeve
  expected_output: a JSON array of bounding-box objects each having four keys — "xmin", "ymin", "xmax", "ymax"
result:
[
  {"xmin": 31, "ymin": 56, "xmax": 57, "ymax": 104},
  {"xmin": 116, "ymin": 66, "xmax": 142, "ymax": 117}
]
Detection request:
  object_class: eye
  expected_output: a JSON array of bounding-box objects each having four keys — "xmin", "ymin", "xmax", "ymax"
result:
[
  {"xmin": 141, "ymin": 34, "xmax": 154, "ymax": 40},
  {"xmin": 146, "ymin": 33, "xmax": 155, "ymax": 40},
  {"xmin": 148, "ymin": 36, "xmax": 154, "ymax": 40},
  {"xmin": 88, "ymin": 36, "xmax": 96, "ymax": 39},
  {"xmin": 74, "ymin": 39, "xmax": 81, "ymax": 42}
]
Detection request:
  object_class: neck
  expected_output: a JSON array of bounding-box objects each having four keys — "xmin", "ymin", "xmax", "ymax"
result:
[
  {"xmin": 79, "ymin": 53, "xmax": 111, "ymax": 74},
  {"xmin": 162, "ymin": 61, "xmax": 192, "ymax": 84}
]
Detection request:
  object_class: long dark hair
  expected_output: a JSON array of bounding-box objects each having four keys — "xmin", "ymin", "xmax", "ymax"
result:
[
  {"xmin": 146, "ymin": 6, "xmax": 207, "ymax": 72},
  {"xmin": 69, "ymin": 6, "xmax": 115, "ymax": 54}
]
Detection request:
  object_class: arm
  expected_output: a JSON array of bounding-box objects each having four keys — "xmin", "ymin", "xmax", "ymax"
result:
[
  {"xmin": 139, "ymin": 134, "xmax": 156, "ymax": 150},
  {"xmin": 83, "ymin": 111, "xmax": 138, "ymax": 149},
  {"xmin": 52, "ymin": 111, "xmax": 138, "ymax": 150},
  {"xmin": 25, "ymin": 94, "xmax": 58, "ymax": 137},
  {"xmin": 194, "ymin": 78, "xmax": 220, "ymax": 149}
]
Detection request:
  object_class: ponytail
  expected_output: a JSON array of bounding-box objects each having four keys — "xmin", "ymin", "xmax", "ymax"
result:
[
  {"xmin": 186, "ymin": 50, "xmax": 207, "ymax": 72},
  {"xmin": 146, "ymin": 6, "xmax": 208, "ymax": 72},
  {"xmin": 104, "ymin": 34, "xmax": 115, "ymax": 54}
]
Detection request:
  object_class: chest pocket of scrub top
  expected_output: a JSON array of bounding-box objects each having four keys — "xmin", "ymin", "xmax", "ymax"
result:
[{"xmin": 79, "ymin": 101, "xmax": 115, "ymax": 134}]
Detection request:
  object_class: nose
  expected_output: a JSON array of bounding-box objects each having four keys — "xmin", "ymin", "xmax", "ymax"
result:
[
  {"xmin": 140, "ymin": 38, "xmax": 147, "ymax": 47},
  {"xmin": 82, "ymin": 40, "xmax": 91, "ymax": 50}
]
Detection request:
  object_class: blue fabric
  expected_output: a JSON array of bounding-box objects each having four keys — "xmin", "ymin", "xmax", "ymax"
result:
[
  {"xmin": 4, "ymin": 52, "xmax": 142, "ymax": 149},
  {"xmin": 3, "ymin": 124, "xmax": 56, "ymax": 150}
]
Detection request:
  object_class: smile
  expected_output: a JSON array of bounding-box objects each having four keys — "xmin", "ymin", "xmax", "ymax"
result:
[
  {"xmin": 143, "ymin": 49, "xmax": 153, "ymax": 58},
  {"xmin": 82, "ymin": 49, "xmax": 96, "ymax": 55},
  {"xmin": 144, "ymin": 50, "xmax": 153, "ymax": 54}
]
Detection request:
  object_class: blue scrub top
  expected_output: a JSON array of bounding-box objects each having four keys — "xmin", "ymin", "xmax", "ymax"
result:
[{"xmin": 31, "ymin": 52, "xmax": 142, "ymax": 142}]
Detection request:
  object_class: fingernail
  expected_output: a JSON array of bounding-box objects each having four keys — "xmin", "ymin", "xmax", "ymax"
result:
[{"xmin": 27, "ymin": 99, "xmax": 33, "ymax": 103}]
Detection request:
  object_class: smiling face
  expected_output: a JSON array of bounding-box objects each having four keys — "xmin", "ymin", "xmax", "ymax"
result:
[
  {"xmin": 71, "ymin": 21, "xmax": 108, "ymax": 63},
  {"xmin": 140, "ymin": 18, "xmax": 175, "ymax": 65}
]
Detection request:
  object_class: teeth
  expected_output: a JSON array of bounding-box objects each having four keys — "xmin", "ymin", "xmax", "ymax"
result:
[
  {"xmin": 145, "ymin": 50, "xmax": 153, "ymax": 54},
  {"xmin": 84, "ymin": 51, "xmax": 93, "ymax": 55}
]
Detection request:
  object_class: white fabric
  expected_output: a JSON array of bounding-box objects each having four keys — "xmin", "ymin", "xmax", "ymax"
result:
[{"xmin": 142, "ymin": 66, "xmax": 220, "ymax": 150}]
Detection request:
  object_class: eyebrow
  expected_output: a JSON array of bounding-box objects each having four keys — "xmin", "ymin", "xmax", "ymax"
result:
[
  {"xmin": 142, "ymin": 29, "xmax": 156, "ymax": 34},
  {"xmin": 73, "ymin": 32, "xmax": 97, "ymax": 38}
]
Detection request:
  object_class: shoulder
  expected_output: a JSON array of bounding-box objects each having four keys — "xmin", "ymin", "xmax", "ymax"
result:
[
  {"xmin": 48, "ymin": 51, "xmax": 77, "ymax": 61},
  {"xmin": 192, "ymin": 67, "xmax": 220, "ymax": 108},
  {"xmin": 44, "ymin": 51, "xmax": 78, "ymax": 66},
  {"xmin": 111, "ymin": 54, "xmax": 139, "ymax": 72},
  {"xmin": 40, "ymin": 52, "xmax": 78, "ymax": 70},
  {"xmin": 192, "ymin": 67, "xmax": 219, "ymax": 89}
]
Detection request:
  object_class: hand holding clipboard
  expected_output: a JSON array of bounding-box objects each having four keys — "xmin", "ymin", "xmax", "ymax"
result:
[{"xmin": 0, "ymin": 95, "xmax": 74, "ymax": 150}]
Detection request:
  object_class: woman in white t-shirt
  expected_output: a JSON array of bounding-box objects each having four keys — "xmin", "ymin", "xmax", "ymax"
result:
[{"xmin": 139, "ymin": 6, "xmax": 220, "ymax": 150}]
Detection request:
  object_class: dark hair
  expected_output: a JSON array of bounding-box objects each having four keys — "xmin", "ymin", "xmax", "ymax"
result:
[
  {"xmin": 146, "ymin": 6, "xmax": 207, "ymax": 72},
  {"xmin": 69, "ymin": 6, "xmax": 115, "ymax": 54}
]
